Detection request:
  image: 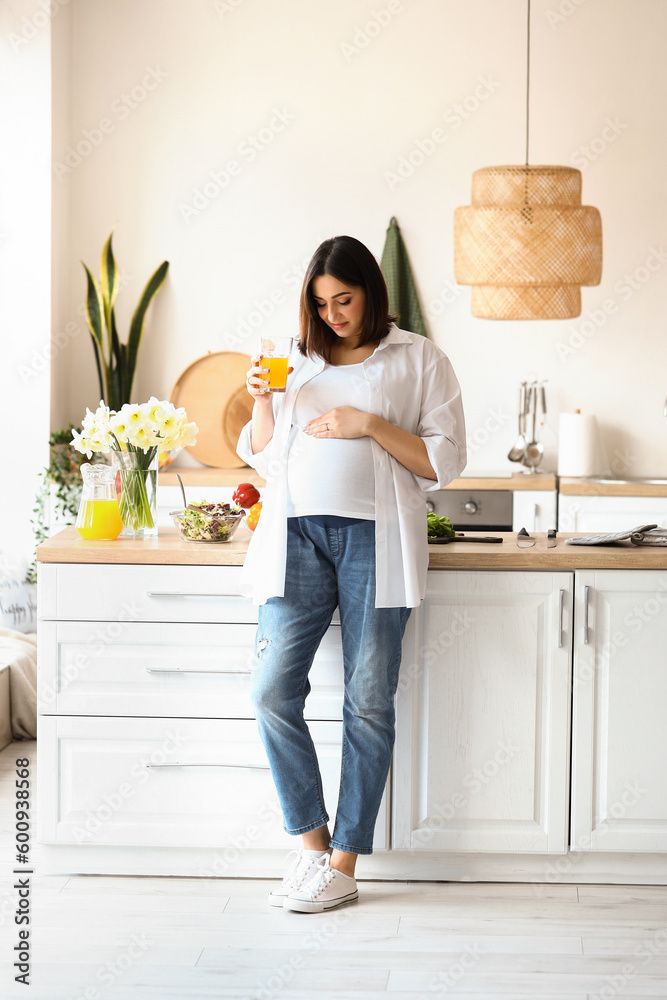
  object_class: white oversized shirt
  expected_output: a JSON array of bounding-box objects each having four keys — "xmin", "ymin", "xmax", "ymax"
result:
[{"xmin": 235, "ymin": 325, "xmax": 467, "ymax": 608}]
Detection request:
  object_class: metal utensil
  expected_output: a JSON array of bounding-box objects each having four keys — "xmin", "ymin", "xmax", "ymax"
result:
[
  {"xmin": 176, "ymin": 474, "xmax": 188, "ymax": 509},
  {"xmin": 507, "ymin": 382, "xmax": 528, "ymax": 462},
  {"xmin": 523, "ymin": 385, "xmax": 544, "ymax": 471},
  {"xmin": 547, "ymin": 529, "xmax": 557, "ymax": 548},
  {"xmin": 516, "ymin": 527, "xmax": 536, "ymax": 548}
]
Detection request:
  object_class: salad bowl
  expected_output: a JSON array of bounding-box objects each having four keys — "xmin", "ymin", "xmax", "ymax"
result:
[{"xmin": 170, "ymin": 501, "xmax": 244, "ymax": 542}]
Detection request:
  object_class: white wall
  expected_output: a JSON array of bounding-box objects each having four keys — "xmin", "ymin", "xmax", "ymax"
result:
[
  {"xmin": 0, "ymin": 0, "xmax": 51, "ymax": 577},
  {"xmin": 51, "ymin": 0, "xmax": 667, "ymax": 477}
]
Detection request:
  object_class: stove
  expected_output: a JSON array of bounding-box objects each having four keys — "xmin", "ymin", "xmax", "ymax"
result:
[
  {"xmin": 427, "ymin": 488, "xmax": 513, "ymax": 532},
  {"xmin": 428, "ymin": 470, "xmax": 518, "ymax": 532}
]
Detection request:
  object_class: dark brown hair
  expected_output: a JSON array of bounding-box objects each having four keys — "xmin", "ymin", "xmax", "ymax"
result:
[{"xmin": 298, "ymin": 236, "xmax": 396, "ymax": 361}]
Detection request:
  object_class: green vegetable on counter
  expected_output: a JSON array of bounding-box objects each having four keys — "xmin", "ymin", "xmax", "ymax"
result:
[{"xmin": 427, "ymin": 512, "xmax": 455, "ymax": 538}]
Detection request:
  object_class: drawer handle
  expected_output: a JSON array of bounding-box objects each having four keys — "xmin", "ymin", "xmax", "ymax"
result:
[
  {"xmin": 583, "ymin": 585, "xmax": 591, "ymax": 645},
  {"xmin": 146, "ymin": 591, "xmax": 234, "ymax": 598},
  {"xmin": 558, "ymin": 589, "xmax": 565, "ymax": 649},
  {"xmin": 145, "ymin": 762, "xmax": 270, "ymax": 770},
  {"xmin": 144, "ymin": 667, "xmax": 251, "ymax": 675}
]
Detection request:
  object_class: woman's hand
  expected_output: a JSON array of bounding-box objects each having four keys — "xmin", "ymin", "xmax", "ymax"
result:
[
  {"xmin": 246, "ymin": 354, "xmax": 294, "ymax": 402},
  {"xmin": 245, "ymin": 355, "xmax": 271, "ymax": 402},
  {"xmin": 305, "ymin": 408, "xmax": 437, "ymax": 479},
  {"xmin": 303, "ymin": 407, "xmax": 372, "ymax": 439}
]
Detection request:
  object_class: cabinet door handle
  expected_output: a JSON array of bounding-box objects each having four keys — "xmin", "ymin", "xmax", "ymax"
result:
[
  {"xmin": 558, "ymin": 589, "xmax": 565, "ymax": 648},
  {"xmin": 144, "ymin": 667, "xmax": 251, "ymax": 675},
  {"xmin": 583, "ymin": 585, "xmax": 591, "ymax": 645},
  {"xmin": 146, "ymin": 591, "xmax": 233, "ymax": 599},
  {"xmin": 144, "ymin": 762, "xmax": 270, "ymax": 770}
]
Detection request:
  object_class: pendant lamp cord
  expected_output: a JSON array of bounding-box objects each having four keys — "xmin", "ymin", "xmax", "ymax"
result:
[{"xmin": 525, "ymin": 0, "xmax": 531, "ymax": 165}]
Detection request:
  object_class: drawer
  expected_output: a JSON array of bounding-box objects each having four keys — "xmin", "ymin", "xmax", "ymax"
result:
[
  {"xmin": 37, "ymin": 716, "xmax": 388, "ymax": 850},
  {"xmin": 38, "ymin": 620, "xmax": 344, "ymax": 720},
  {"xmin": 39, "ymin": 563, "xmax": 341, "ymax": 625},
  {"xmin": 40, "ymin": 563, "xmax": 255, "ymax": 624}
]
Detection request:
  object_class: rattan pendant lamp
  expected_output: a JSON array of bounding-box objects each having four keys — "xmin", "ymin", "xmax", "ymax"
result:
[{"xmin": 453, "ymin": 0, "xmax": 602, "ymax": 319}]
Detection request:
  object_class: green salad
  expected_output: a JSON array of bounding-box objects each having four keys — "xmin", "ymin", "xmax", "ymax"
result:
[
  {"xmin": 427, "ymin": 512, "xmax": 455, "ymax": 538},
  {"xmin": 172, "ymin": 501, "xmax": 243, "ymax": 542}
]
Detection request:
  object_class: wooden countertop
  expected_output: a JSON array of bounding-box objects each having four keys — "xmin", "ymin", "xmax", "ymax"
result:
[
  {"xmin": 159, "ymin": 467, "xmax": 556, "ymax": 492},
  {"xmin": 559, "ymin": 478, "xmax": 667, "ymax": 498},
  {"xmin": 159, "ymin": 467, "xmax": 265, "ymax": 487},
  {"xmin": 37, "ymin": 527, "xmax": 667, "ymax": 570}
]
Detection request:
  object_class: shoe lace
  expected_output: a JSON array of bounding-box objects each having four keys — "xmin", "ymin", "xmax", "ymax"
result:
[
  {"xmin": 306, "ymin": 858, "xmax": 336, "ymax": 898},
  {"xmin": 283, "ymin": 850, "xmax": 323, "ymax": 889}
]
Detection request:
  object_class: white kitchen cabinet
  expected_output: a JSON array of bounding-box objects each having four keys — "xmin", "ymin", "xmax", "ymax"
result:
[
  {"xmin": 558, "ymin": 493, "xmax": 667, "ymax": 532},
  {"xmin": 512, "ymin": 490, "xmax": 558, "ymax": 533},
  {"xmin": 393, "ymin": 571, "xmax": 573, "ymax": 853},
  {"xmin": 571, "ymin": 570, "xmax": 667, "ymax": 853},
  {"xmin": 38, "ymin": 716, "xmax": 373, "ymax": 849},
  {"xmin": 38, "ymin": 620, "xmax": 345, "ymax": 720},
  {"xmin": 37, "ymin": 563, "xmax": 387, "ymax": 866}
]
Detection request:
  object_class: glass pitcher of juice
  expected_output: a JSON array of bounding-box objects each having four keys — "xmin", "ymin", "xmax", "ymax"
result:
[{"xmin": 75, "ymin": 464, "xmax": 124, "ymax": 540}]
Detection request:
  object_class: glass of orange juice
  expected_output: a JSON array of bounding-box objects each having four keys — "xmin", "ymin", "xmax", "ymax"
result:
[
  {"xmin": 258, "ymin": 337, "xmax": 294, "ymax": 392},
  {"xmin": 75, "ymin": 464, "xmax": 123, "ymax": 540}
]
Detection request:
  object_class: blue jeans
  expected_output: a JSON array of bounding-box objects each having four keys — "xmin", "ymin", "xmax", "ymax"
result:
[{"xmin": 250, "ymin": 515, "xmax": 411, "ymax": 855}]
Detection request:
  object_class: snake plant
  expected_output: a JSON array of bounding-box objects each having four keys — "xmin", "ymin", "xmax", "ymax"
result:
[{"xmin": 82, "ymin": 227, "xmax": 169, "ymax": 410}]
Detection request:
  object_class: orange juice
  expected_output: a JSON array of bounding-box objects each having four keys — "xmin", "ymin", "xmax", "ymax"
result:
[
  {"xmin": 260, "ymin": 355, "xmax": 289, "ymax": 391},
  {"xmin": 76, "ymin": 499, "xmax": 123, "ymax": 540}
]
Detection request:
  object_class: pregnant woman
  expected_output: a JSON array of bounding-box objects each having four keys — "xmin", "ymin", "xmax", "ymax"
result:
[{"xmin": 237, "ymin": 235, "xmax": 466, "ymax": 912}]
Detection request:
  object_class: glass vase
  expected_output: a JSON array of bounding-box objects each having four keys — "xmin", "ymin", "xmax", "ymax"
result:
[{"xmin": 113, "ymin": 449, "xmax": 159, "ymax": 538}]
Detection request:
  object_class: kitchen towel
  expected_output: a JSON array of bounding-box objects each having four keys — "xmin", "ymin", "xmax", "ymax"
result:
[
  {"xmin": 557, "ymin": 411, "xmax": 599, "ymax": 477},
  {"xmin": 380, "ymin": 217, "xmax": 427, "ymax": 338},
  {"xmin": 631, "ymin": 527, "xmax": 667, "ymax": 545},
  {"xmin": 565, "ymin": 524, "xmax": 657, "ymax": 545}
]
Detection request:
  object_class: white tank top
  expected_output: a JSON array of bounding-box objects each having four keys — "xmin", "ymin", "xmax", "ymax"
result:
[{"xmin": 286, "ymin": 362, "xmax": 375, "ymax": 519}]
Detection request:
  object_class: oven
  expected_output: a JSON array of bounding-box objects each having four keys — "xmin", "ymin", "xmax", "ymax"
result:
[{"xmin": 426, "ymin": 489, "xmax": 514, "ymax": 533}]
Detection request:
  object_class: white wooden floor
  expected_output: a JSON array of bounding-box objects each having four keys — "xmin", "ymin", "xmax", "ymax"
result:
[{"xmin": 1, "ymin": 740, "xmax": 666, "ymax": 1000}]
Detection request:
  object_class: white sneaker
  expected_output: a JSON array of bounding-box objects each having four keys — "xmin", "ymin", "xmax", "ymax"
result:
[
  {"xmin": 268, "ymin": 849, "xmax": 331, "ymax": 906},
  {"xmin": 283, "ymin": 856, "xmax": 358, "ymax": 912}
]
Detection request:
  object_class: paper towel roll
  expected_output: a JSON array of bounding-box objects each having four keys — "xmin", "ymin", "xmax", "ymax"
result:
[{"xmin": 558, "ymin": 411, "xmax": 598, "ymax": 477}]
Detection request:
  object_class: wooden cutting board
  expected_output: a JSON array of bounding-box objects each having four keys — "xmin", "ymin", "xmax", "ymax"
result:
[{"xmin": 170, "ymin": 351, "xmax": 252, "ymax": 468}]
